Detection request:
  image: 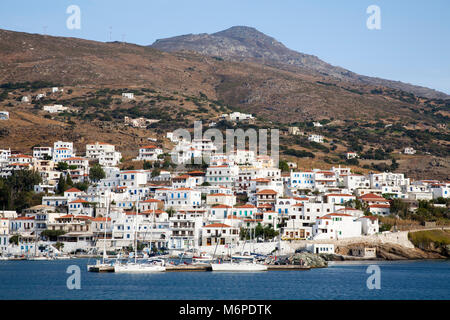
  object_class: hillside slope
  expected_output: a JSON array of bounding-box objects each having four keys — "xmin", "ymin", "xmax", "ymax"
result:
[{"xmin": 151, "ymin": 26, "xmax": 449, "ymax": 100}]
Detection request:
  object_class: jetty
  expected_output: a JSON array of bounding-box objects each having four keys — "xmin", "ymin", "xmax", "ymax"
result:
[{"xmin": 87, "ymin": 264, "xmax": 311, "ymax": 272}]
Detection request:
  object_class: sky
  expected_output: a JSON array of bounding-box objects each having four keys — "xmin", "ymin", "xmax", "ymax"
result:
[{"xmin": 0, "ymin": 0, "xmax": 449, "ymax": 94}]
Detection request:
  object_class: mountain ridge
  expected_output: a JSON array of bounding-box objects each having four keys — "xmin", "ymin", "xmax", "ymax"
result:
[{"xmin": 151, "ymin": 26, "xmax": 449, "ymax": 100}]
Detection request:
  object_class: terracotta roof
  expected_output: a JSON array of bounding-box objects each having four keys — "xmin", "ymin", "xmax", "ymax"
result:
[
  {"xmin": 141, "ymin": 210, "xmax": 166, "ymax": 215},
  {"xmin": 326, "ymin": 213, "xmax": 353, "ymax": 217},
  {"xmin": 234, "ymin": 204, "xmax": 256, "ymax": 209},
  {"xmin": 69, "ymin": 199, "xmax": 89, "ymax": 204},
  {"xmin": 369, "ymin": 204, "xmax": 391, "ymax": 208},
  {"xmin": 65, "ymin": 187, "xmax": 82, "ymax": 193},
  {"xmin": 11, "ymin": 154, "xmax": 32, "ymax": 158},
  {"xmin": 141, "ymin": 199, "xmax": 163, "ymax": 203},
  {"xmin": 359, "ymin": 193, "xmax": 386, "ymax": 201},
  {"xmin": 207, "ymin": 193, "xmax": 232, "ymax": 197},
  {"xmin": 204, "ymin": 223, "xmax": 231, "ymax": 228},
  {"xmin": 92, "ymin": 217, "xmax": 111, "ymax": 222},
  {"xmin": 173, "ymin": 175, "xmax": 191, "ymax": 180},
  {"xmin": 256, "ymin": 189, "xmax": 278, "ymax": 195}
]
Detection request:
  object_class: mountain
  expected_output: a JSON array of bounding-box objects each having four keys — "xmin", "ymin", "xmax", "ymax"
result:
[
  {"xmin": 151, "ymin": 26, "xmax": 449, "ymax": 100},
  {"xmin": 0, "ymin": 28, "xmax": 448, "ymax": 180}
]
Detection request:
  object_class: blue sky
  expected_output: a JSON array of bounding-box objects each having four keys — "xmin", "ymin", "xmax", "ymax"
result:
[{"xmin": 1, "ymin": 0, "xmax": 449, "ymax": 94}]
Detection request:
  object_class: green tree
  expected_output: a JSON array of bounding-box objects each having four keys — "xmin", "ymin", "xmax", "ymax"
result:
[
  {"xmin": 89, "ymin": 164, "xmax": 106, "ymax": 182},
  {"xmin": 56, "ymin": 162, "xmax": 69, "ymax": 171},
  {"xmin": 143, "ymin": 161, "xmax": 152, "ymax": 170},
  {"xmin": 151, "ymin": 168, "xmax": 161, "ymax": 178},
  {"xmin": 279, "ymin": 160, "xmax": 290, "ymax": 172},
  {"xmin": 57, "ymin": 175, "xmax": 66, "ymax": 195},
  {"xmin": 0, "ymin": 170, "xmax": 42, "ymax": 210},
  {"xmin": 9, "ymin": 234, "xmax": 19, "ymax": 245},
  {"xmin": 65, "ymin": 174, "xmax": 73, "ymax": 187}
]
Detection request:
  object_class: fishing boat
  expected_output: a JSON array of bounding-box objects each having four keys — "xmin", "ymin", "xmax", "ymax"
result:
[{"xmin": 192, "ymin": 251, "xmax": 213, "ymax": 263}]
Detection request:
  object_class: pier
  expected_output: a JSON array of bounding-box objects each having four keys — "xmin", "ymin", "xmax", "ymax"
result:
[{"xmin": 88, "ymin": 264, "xmax": 311, "ymax": 272}]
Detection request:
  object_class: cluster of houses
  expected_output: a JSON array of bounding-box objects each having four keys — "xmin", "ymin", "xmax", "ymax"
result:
[{"xmin": 0, "ymin": 137, "xmax": 449, "ymax": 257}]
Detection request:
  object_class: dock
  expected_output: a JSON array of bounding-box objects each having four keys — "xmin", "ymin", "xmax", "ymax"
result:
[
  {"xmin": 267, "ymin": 265, "xmax": 311, "ymax": 271},
  {"xmin": 88, "ymin": 265, "xmax": 115, "ymax": 272},
  {"xmin": 166, "ymin": 264, "xmax": 212, "ymax": 272},
  {"xmin": 87, "ymin": 264, "xmax": 312, "ymax": 272}
]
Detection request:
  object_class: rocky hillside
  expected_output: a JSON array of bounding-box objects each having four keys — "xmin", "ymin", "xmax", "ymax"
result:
[{"xmin": 151, "ymin": 26, "xmax": 449, "ymax": 100}]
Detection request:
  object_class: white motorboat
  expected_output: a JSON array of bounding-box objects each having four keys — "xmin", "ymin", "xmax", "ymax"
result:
[
  {"xmin": 211, "ymin": 260, "xmax": 268, "ymax": 272},
  {"xmin": 192, "ymin": 252, "xmax": 213, "ymax": 263},
  {"xmin": 54, "ymin": 255, "xmax": 71, "ymax": 260}
]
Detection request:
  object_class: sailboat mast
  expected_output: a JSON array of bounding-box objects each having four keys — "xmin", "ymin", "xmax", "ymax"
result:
[
  {"xmin": 103, "ymin": 193, "xmax": 110, "ymax": 264},
  {"xmin": 135, "ymin": 196, "xmax": 139, "ymax": 264}
]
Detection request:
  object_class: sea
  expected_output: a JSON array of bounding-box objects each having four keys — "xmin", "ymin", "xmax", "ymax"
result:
[{"xmin": 0, "ymin": 259, "xmax": 449, "ymax": 300}]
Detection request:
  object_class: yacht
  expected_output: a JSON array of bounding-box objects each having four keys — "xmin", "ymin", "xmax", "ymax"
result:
[
  {"xmin": 211, "ymin": 258, "xmax": 268, "ymax": 272},
  {"xmin": 114, "ymin": 259, "xmax": 166, "ymax": 273},
  {"xmin": 113, "ymin": 201, "xmax": 166, "ymax": 273}
]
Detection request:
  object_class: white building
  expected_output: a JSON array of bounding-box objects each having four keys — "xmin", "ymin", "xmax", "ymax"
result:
[
  {"xmin": 165, "ymin": 188, "xmax": 202, "ymax": 209},
  {"xmin": 403, "ymin": 147, "xmax": 416, "ymax": 155},
  {"xmin": 86, "ymin": 142, "xmax": 122, "ymax": 166},
  {"xmin": 33, "ymin": 147, "xmax": 53, "ymax": 160},
  {"xmin": 313, "ymin": 213, "xmax": 362, "ymax": 240},
  {"xmin": 308, "ymin": 134, "xmax": 324, "ymax": 143},
  {"xmin": 43, "ymin": 105, "xmax": 68, "ymax": 113},
  {"xmin": 52, "ymin": 141, "xmax": 74, "ymax": 162},
  {"xmin": 122, "ymin": 92, "xmax": 134, "ymax": 100},
  {"xmin": 134, "ymin": 145, "xmax": 163, "ymax": 161}
]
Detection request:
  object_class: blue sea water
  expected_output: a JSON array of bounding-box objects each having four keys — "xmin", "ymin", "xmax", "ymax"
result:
[{"xmin": 0, "ymin": 259, "xmax": 449, "ymax": 300}]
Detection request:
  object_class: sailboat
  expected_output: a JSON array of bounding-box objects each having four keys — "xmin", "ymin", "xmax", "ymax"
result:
[
  {"xmin": 88, "ymin": 195, "xmax": 114, "ymax": 272},
  {"xmin": 211, "ymin": 223, "xmax": 267, "ymax": 271},
  {"xmin": 114, "ymin": 200, "xmax": 165, "ymax": 273}
]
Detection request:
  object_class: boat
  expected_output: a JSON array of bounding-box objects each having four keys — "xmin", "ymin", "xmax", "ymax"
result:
[
  {"xmin": 88, "ymin": 195, "xmax": 115, "ymax": 272},
  {"xmin": 211, "ymin": 259, "xmax": 268, "ymax": 272},
  {"xmin": 114, "ymin": 261, "xmax": 166, "ymax": 273},
  {"xmin": 27, "ymin": 256, "xmax": 52, "ymax": 261},
  {"xmin": 54, "ymin": 255, "xmax": 71, "ymax": 260},
  {"xmin": 113, "ymin": 200, "xmax": 166, "ymax": 273},
  {"xmin": 192, "ymin": 251, "xmax": 213, "ymax": 263}
]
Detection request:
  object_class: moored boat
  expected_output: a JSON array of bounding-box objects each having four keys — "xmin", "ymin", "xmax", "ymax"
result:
[{"xmin": 211, "ymin": 260, "xmax": 268, "ymax": 272}]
